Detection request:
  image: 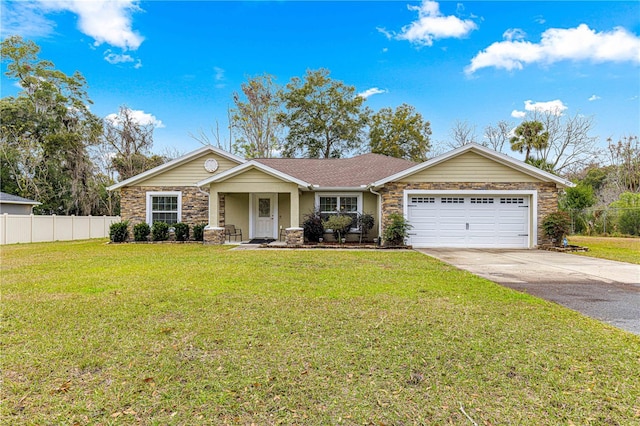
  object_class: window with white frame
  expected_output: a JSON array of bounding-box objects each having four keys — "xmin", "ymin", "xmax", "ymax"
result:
[
  {"xmin": 146, "ymin": 192, "xmax": 182, "ymax": 225},
  {"xmin": 316, "ymin": 193, "xmax": 362, "ymax": 229}
]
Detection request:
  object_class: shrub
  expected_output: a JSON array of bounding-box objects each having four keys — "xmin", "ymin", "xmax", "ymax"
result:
[
  {"xmin": 323, "ymin": 214, "xmax": 352, "ymax": 242},
  {"xmin": 193, "ymin": 223, "xmax": 206, "ymax": 242},
  {"xmin": 109, "ymin": 221, "xmax": 129, "ymax": 243},
  {"xmin": 542, "ymin": 211, "xmax": 571, "ymax": 246},
  {"xmin": 133, "ymin": 222, "xmax": 150, "ymax": 242},
  {"xmin": 302, "ymin": 209, "xmax": 324, "ymax": 242},
  {"xmin": 174, "ymin": 222, "xmax": 190, "ymax": 241},
  {"xmin": 151, "ymin": 221, "xmax": 170, "ymax": 241},
  {"xmin": 618, "ymin": 209, "xmax": 640, "ymax": 236},
  {"xmin": 382, "ymin": 213, "xmax": 412, "ymax": 246},
  {"xmin": 357, "ymin": 212, "xmax": 375, "ymax": 241}
]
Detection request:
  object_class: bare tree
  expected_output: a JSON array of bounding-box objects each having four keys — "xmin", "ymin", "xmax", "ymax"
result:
[
  {"xmin": 525, "ymin": 110, "xmax": 599, "ymax": 175},
  {"xmin": 483, "ymin": 120, "xmax": 512, "ymax": 153},
  {"xmin": 447, "ymin": 120, "xmax": 478, "ymax": 149},
  {"xmin": 604, "ymin": 135, "xmax": 640, "ymax": 194}
]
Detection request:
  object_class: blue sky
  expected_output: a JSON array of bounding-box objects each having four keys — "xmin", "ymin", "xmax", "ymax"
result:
[{"xmin": 2, "ymin": 1, "xmax": 639, "ymax": 158}]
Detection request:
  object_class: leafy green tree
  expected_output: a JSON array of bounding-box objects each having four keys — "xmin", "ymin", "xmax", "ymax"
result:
[
  {"xmin": 231, "ymin": 74, "xmax": 282, "ymax": 158},
  {"xmin": 278, "ymin": 69, "xmax": 368, "ymax": 158},
  {"xmin": 369, "ymin": 103, "xmax": 431, "ymax": 162},
  {"xmin": 510, "ymin": 120, "xmax": 549, "ymax": 163},
  {"xmin": 1, "ymin": 36, "xmax": 103, "ymax": 215},
  {"xmin": 561, "ymin": 185, "xmax": 596, "ymax": 211}
]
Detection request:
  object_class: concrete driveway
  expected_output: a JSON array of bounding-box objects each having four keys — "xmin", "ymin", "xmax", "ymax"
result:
[{"xmin": 417, "ymin": 249, "xmax": 640, "ymax": 335}]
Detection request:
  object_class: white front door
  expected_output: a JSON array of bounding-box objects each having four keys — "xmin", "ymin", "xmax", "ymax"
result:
[{"xmin": 253, "ymin": 194, "xmax": 276, "ymax": 238}]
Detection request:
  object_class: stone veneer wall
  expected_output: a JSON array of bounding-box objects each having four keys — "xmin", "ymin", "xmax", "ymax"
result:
[
  {"xmin": 120, "ymin": 186, "xmax": 211, "ymax": 233},
  {"xmin": 379, "ymin": 182, "xmax": 559, "ymax": 246}
]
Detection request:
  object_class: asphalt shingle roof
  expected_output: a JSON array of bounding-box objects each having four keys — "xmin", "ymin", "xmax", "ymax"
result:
[
  {"xmin": 0, "ymin": 191, "xmax": 40, "ymax": 204},
  {"xmin": 254, "ymin": 153, "xmax": 417, "ymax": 187}
]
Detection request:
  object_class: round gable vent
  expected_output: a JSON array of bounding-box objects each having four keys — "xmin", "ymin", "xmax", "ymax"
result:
[{"xmin": 204, "ymin": 158, "xmax": 219, "ymax": 173}]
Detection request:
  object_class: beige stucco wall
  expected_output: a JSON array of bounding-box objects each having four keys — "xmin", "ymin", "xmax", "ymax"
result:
[
  {"xmin": 400, "ymin": 151, "xmax": 541, "ymax": 183},
  {"xmin": 139, "ymin": 153, "xmax": 241, "ymax": 186},
  {"xmin": 224, "ymin": 193, "xmax": 249, "ymax": 238},
  {"xmin": 278, "ymin": 193, "xmax": 291, "ymax": 230}
]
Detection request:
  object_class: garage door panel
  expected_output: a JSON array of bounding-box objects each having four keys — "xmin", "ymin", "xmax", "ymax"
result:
[{"xmin": 407, "ymin": 194, "xmax": 530, "ymax": 248}]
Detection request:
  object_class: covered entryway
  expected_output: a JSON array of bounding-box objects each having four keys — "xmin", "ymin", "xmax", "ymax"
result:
[{"xmin": 406, "ymin": 192, "xmax": 532, "ymax": 248}]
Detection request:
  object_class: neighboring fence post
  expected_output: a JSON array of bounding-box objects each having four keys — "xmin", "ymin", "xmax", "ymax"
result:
[{"xmin": 2, "ymin": 213, "xmax": 7, "ymax": 245}]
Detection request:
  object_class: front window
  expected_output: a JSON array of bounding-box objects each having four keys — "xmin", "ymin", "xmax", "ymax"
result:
[
  {"xmin": 317, "ymin": 193, "xmax": 361, "ymax": 229},
  {"xmin": 146, "ymin": 192, "xmax": 182, "ymax": 225}
]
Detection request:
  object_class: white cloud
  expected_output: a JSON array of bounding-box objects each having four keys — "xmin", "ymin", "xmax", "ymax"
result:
[
  {"xmin": 503, "ymin": 28, "xmax": 526, "ymax": 42},
  {"xmin": 104, "ymin": 50, "xmax": 134, "ymax": 65},
  {"xmin": 524, "ymin": 99, "xmax": 568, "ymax": 115},
  {"xmin": 395, "ymin": 0, "xmax": 478, "ymax": 46},
  {"xmin": 588, "ymin": 94, "xmax": 601, "ymax": 101},
  {"xmin": 103, "ymin": 49, "xmax": 143, "ymax": 68},
  {"xmin": 106, "ymin": 109, "xmax": 165, "ymax": 128},
  {"xmin": 511, "ymin": 110, "xmax": 526, "ymax": 119},
  {"xmin": 213, "ymin": 66, "xmax": 226, "ymax": 88},
  {"xmin": 466, "ymin": 24, "xmax": 640, "ymax": 75},
  {"xmin": 358, "ymin": 88, "xmax": 388, "ymax": 99},
  {"xmin": 0, "ymin": 1, "xmax": 56, "ymax": 38},
  {"xmin": 37, "ymin": 0, "xmax": 144, "ymax": 50}
]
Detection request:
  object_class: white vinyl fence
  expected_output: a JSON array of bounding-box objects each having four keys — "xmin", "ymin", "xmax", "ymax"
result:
[{"xmin": 0, "ymin": 214, "xmax": 121, "ymax": 245}]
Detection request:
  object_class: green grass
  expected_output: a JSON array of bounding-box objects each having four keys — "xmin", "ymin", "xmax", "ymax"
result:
[
  {"xmin": 2, "ymin": 240, "xmax": 639, "ymax": 425},
  {"xmin": 568, "ymin": 235, "xmax": 640, "ymax": 264}
]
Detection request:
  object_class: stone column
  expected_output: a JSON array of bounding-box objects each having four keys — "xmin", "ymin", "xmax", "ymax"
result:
[
  {"xmin": 204, "ymin": 226, "xmax": 226, "ymax": 245},
  {"xmin": 285, "ymin": 227, "xmax": 303, "ymax": 246}
]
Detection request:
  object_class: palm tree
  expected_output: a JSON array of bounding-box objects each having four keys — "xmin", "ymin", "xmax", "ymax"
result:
[{"xmin": 510, "ymin": 121, "xmax": 549, "ymax": 162}]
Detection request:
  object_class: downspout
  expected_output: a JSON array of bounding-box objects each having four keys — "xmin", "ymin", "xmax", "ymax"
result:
[{"xmin": 368, "ymin": 186, "xmax": 382, "ymax": 242}]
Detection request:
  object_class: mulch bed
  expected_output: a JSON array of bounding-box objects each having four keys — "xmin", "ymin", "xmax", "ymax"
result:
[
  {"xmin": 540, "ymin": 245, "xmax": 589, "ymax": 253},
  {"xmin": 260, "ymin": 243, "xmax": 412, "ymax": 250}
]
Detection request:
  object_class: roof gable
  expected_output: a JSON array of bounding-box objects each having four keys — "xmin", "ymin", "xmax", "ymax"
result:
[
  {"xmin": 372, "ymin": 143, "xmax": 574, "ymax": 188},
  {"xmin": 197, "ymin": 160, "xmax": 312, "ymax": 188},
  {"xmin": 107, "ymin": 146, "xmax": 245, "ymax": 190}
]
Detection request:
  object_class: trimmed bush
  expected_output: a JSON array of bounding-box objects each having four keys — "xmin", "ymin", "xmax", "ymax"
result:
[
  {"xmin": 109, "ymin": 221, "xmax": 129, "ymax": 243},
  {"xmin": 618, "ymin": 209, "xmax": 640, "ymax": 236},
  {"xmin": 302, "ymin": 209, "xmax": 324, "ymax": 242},
  {"xmin": 193, "ymin": 223, "xmax": 206, "ymax": 242},
  {"xmin": 542, "ymin": 211, "xmax": 571, "ymax": 246},
  {"xmin": 174, "ymin": 222, "xmax": 190, "ymax": 241},
  {"xmin": 357, "ymin": 212, "xmax": 375, "ymax": 241},
  {"xmin": 383, "ymin": 213, "xmax": 412, "ymax": 246},
  {"xmin": 151, "ymin": 221, "xmax": 170, "ymax": 241},
  {"xmin": 133, "ymin": 222, "xmax": 151, "ymax": 242},
  {"xmin": 323, "ymin": 214, "xmax": 352, "ymax": 242}
]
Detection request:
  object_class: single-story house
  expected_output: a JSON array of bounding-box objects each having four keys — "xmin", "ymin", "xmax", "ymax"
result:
[
  {"xmin": 107, "ymin": 143, "xmax": 573, "ymax": 248},
  {"xmin": 0, "ymin": 192, "xmax": 41, "ymax": 215}
]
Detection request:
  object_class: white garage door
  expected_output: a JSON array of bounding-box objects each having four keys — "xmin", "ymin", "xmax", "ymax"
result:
[{"xmin": 407, "ymin": 195, "xmax": 530, "ymax": 248}]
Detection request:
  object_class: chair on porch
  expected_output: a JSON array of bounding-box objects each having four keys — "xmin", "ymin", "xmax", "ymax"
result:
[{"xmin": 224, "ymin": 224, "xmax": 242, "ymax": 242}]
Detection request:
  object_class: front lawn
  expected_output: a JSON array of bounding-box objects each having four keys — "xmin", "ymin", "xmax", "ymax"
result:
[
  {"xmin": 568, "ymin": 235, "xmax": 640, "ymax": 264},
  {"xmin": 2, "ymin": 240, "xmax": 639, "ymax": 425}
]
